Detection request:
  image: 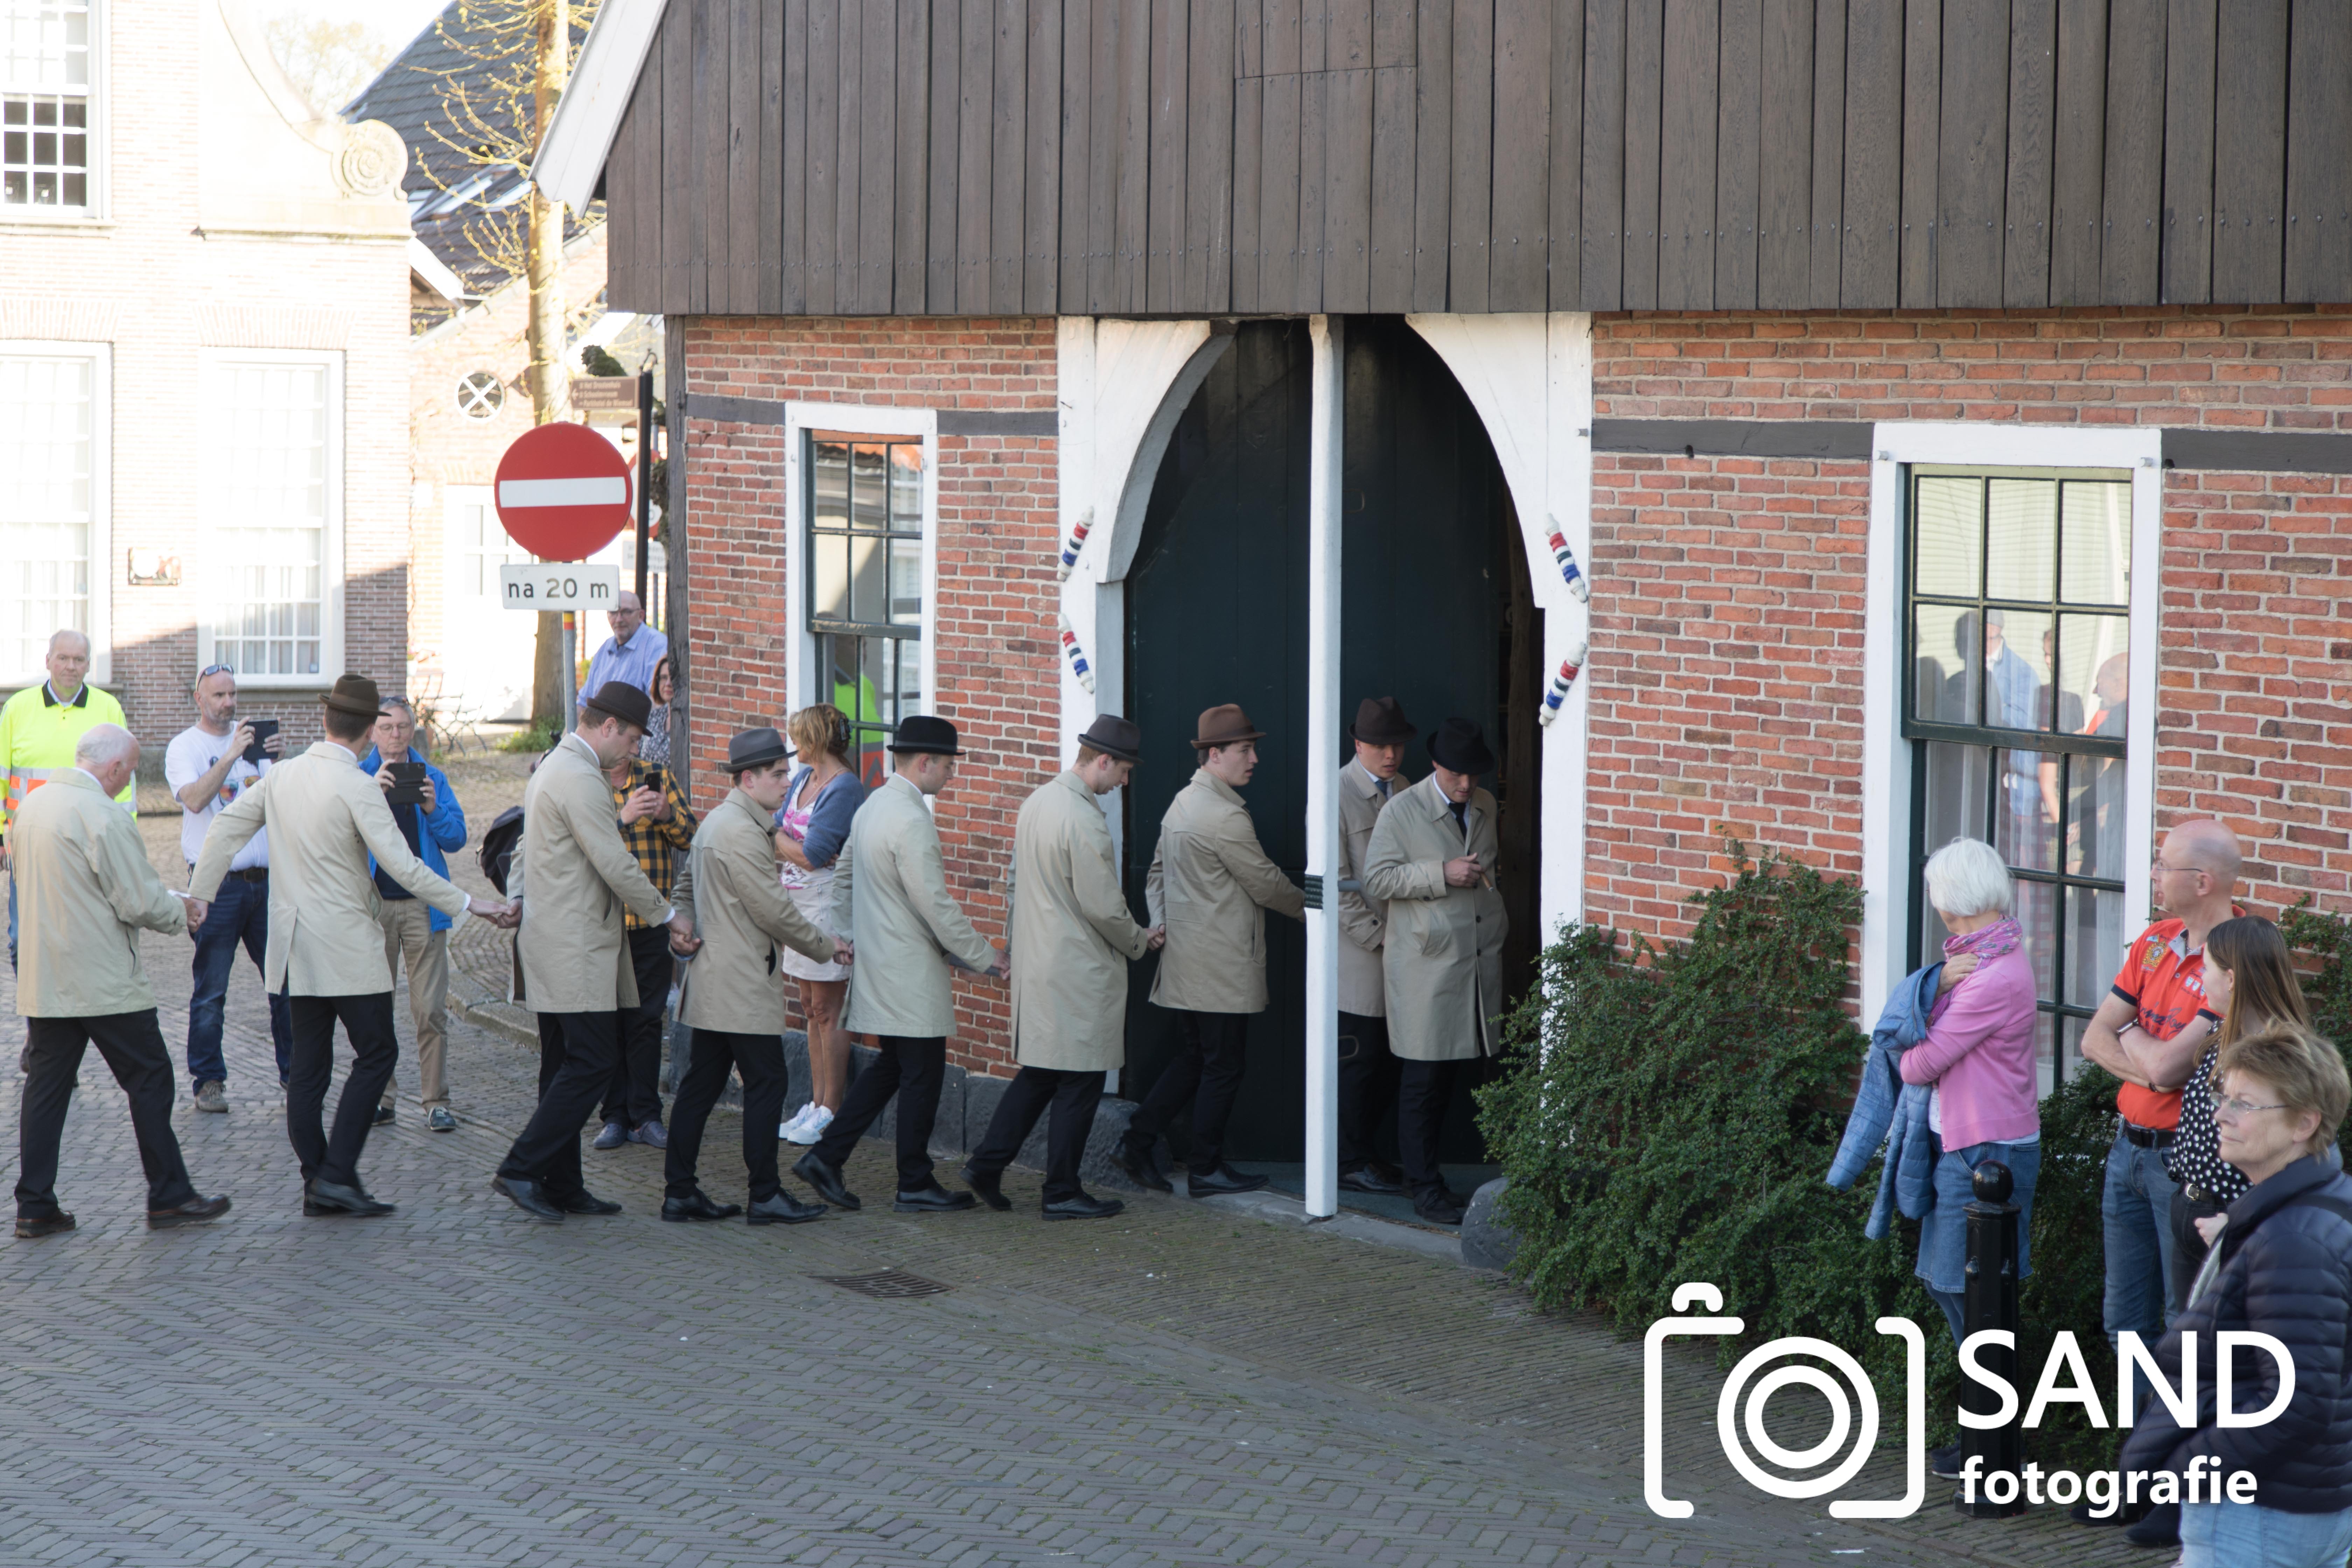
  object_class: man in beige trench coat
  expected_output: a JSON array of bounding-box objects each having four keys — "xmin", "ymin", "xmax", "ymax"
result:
[
  {"xmin": 1114, "ymin": 704, "xmax": 1303, "ymax": 1198},
  {"xmin": 1361, "ymin": 716, "xmax": 1508, "ymax": 1226},
  {"xmin": 191, "ymin": 674, "xmax": 505, "ymax": 1218},
  {"xmin": 793, "ymin": 715, "xmax": 1006, "ymax": 1214},
  {"xmin": 961, "ymin": 714, "xmax": 1163, "ymax": 1221},
  {"xmin": 493, "ymin": 682, "xmax": 698, "ymax": 1222},
  {"xmin": 1335, "ymin": 695, "xmax": 1415, "ymax": 1195},
  {"xmin": 13, "ymin": 723, "xmax": 231, "ymax": 1237}
]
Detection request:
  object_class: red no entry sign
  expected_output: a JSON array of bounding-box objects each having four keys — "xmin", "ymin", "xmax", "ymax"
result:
[{"xmin": 493, "ymin": 422, "xmax": 633, "ymax": 561}]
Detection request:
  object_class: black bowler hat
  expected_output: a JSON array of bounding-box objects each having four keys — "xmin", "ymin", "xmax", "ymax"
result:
[
  {"xmin": 322, "ymin": 672, "xmax": 387, "ymax": 719},
  {"xmin": 726, "ymin": 726, "xmax": 791, "ymax": 772},
  {"xmin": 582, "ymin": 680, "xmax": 653, "ymax": 731},
  {"xmin": 1076, "ymin": 713, "xmax": 1142, "ymax": 763},
  {"xmin": 1348, "ymin": 695, "xmax": 1414, "ymax": 747},
  {"xmin": 890, "ymin": 715, "xmax": 964, "ymax": 755},
  {"xmin": 1427, "ymin": 717, "xmax": 1496, "ymax": 775}
]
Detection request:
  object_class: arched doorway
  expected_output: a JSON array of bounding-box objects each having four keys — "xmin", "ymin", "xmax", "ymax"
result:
[{"xmin": 1120, "ymin": 317, "xmax": 1541, "ymax": 1163}]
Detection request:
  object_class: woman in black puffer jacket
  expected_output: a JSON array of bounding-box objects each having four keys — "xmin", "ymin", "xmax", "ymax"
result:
[{"xmin": 2119, "ymin": 1026, "xmax": 2352, "ymax": 1568}]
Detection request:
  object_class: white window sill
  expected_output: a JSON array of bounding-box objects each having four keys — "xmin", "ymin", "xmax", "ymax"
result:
[{"xmin": 0, "ymin": 213, "xmax": 112, "ymax": 233}]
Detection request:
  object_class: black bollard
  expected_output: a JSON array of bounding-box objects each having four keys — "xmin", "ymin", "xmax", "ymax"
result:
[{"xmin": 1956, "ymin": 1159, "xmax": 2023, "ymax": 1517}]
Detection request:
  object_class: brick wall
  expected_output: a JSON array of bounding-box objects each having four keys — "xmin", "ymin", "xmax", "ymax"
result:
[
  {"xmin": 681, "ymin": 316, "xmax": 1059, "ymax": 1075},
  {"xmin": 1586, "ymin": 306, "xmax": 2352, "ymax": 947}
]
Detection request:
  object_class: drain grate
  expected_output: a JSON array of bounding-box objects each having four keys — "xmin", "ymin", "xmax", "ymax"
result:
[{"xmin": 810, "ymin": 1268, "xmax": 952, "ymax": 1300}]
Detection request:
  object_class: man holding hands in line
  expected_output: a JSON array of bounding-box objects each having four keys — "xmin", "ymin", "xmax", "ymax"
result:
[
  {"xmin": 14, "ymin": 723, "xmax": 231, "ymax": 1238},
  {"xmin": 794, "ymin": 716, "xmax": 1004, "ymax": 1214},
  {"xmin": 665, "ymin": 727, "xmax": 843, "ymax": 1226},
  {"xmin": 190, "ymin": 676, "xmax": 512, "ymax": 1218}
]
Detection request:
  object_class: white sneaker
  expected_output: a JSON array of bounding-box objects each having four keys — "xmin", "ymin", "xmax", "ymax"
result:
[
  {"xmin": 778, "ymin": 1103, "xmax": 816, "ymax": 1142},
  {"xmin": 804, "ymin": 1106, "xmax": 835, "ymax": 1138}
]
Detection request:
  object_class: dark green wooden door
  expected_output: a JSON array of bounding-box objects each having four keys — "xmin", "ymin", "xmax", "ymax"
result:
[{"xmin": 1123, "ymin": 317, "xmax": 1533, "ymax": 1162}]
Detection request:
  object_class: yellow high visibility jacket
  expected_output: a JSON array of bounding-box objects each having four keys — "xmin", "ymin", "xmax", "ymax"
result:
[{"xmin": 0, "ymin": 682, "xmax": 132, "ymax": 840}]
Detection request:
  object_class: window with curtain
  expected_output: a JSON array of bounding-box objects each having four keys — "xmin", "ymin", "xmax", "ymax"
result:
[
  {"xmin": 2, "ymin": 0, "xmax": 94, "ymax": 211},
  {"xmin": 0, "ymin": 348, "xmax": 97, "ymax": 682},
  {"xmin": 1905, "ymin": 467, "xmax": 2134, "ymax": 1093},
  {"xmin": 805, "ymin": 434, "xmax": 923, "ymax": 788},
  {"xmin": 211, "ymin": 358, "xmax": 333, "ymax": 679}
]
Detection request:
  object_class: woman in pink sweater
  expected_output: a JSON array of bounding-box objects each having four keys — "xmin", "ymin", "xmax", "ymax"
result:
[{"xmin": 1904, "ymin": 837, "xmax": 2042, "ymax": 1446}]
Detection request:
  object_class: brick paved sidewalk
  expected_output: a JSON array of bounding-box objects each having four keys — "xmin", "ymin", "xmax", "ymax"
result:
[{"xmin": 0, "ymin": 797, "xmax": 2144, "ymax": 1567}]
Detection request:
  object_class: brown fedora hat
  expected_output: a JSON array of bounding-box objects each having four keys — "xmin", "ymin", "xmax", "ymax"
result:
[
  {"xmin": 1347, "ymin": 695, "xmax": 1414, "ymax": 747},
  {"xmin": 321, "ymin": 673, "xmax": 386, "ymax": 720},
  {"xmin": 1191, "ymin": 703, "xmax": 1266, "ymax": 750}
]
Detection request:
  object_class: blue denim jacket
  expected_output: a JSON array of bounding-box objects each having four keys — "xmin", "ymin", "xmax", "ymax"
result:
[
  {"xmin": 359, "ymin": 747, "xmax": 468, "ymax": 933},
  {"xmin": 1826, "ymin": 962, "xmax": 1945, "ymax": 1239}
]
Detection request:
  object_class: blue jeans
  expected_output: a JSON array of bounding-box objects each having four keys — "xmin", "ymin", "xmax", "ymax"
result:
[
  {"xmin": 1917, "ymin": 1136, "xmax": 2041, "ymax": 1344},
  {"xmin": 186, "ymin": 873, "xmax": 294, "ymax": 1086},
  {"xmin": 2182, "ymin": 1500, "xmax": 2352, "ymax": 1568},
  {"xmin": 2104, "ymin": 1128, "xmax": 2181, "ymax": 1420}
]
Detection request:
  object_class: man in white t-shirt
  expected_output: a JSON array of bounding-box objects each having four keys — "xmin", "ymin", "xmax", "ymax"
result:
[{"xmin": 165, "ymin": 665, "xmax": 290, "ymax": 1112}]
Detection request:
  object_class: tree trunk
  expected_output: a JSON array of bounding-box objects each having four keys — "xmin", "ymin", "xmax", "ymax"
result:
[{"xmin": 527, "ymin": 0, "xmax": 572, "ymax": 729}]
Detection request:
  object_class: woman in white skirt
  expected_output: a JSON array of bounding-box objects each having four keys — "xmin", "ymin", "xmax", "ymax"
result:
[{"xmin": 774, "ymin": 704, "xmax": 868, "ymax": 1143}]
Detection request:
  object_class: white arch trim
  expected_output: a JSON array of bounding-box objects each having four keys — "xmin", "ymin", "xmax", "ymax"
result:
[{"xmin": 1405, "ymin": 312, "xmax": 1594, "ymax": 939}]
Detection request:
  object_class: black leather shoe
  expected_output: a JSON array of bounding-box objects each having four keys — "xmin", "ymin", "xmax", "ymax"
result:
[
  {"xmin": 792, "ymin": 1150, "xmax": 861, "ymax": 1210},
  {"xmin": 14, "ymin": 1211, "xmax": 74, "ymax": 1239},
  {"xmin": 1338, "ymin": 1165, "xmax": 1405, "ymax": 1195},
  {"xmin": 558, "ymin": 1190, "xmax": 623, "ymax": 1216},
  {"xmin": 961, "ymin": 1165, "xmax": 1011, "ymax": 1211},
  {"xmin": 1412, "ymin": 1190, "xmax": 1467, "ymax": 1226},
  {"xmin": 1187, "ymin": 1163, "xmax": 1269, "ymax": 1197},
  {"xmin": 1109, "ymin": 1133, "xmax": 1172, "ymax": 1193},
  {"xmin": 1042, "ymin": 1191, "xmax": 1125, "ymax": 1222},
  {"xmin": 2123, "ymin": 1500, "xmax": 2180, "ymax": 1546},
  {"xmin": 747, "ymin": 1191, "xmax": 827, "ymax": 1225},
  {"xmin": 1370, "ymin": 1160, "xmax": 1406, "ymax": 1187},
  {"xmin": 491, "ymin": 1175, "xmax": 563, "ymax": 1223},
  {"xmin": 309, "ymin": 1180, "xmax": 396, "ymax": 1218},
  {"xmin": 661, "ymin": 1190, "xmax": 742, "ymax": 1223},
  {"xmin": 148, "ymin": 1195, "xmax": 232, "ymax": 1229},
  {"xmin": 372, "ymin": 1104, "xmax": 394, "ymax": 1126},
  {"xmin": 895, "ymin": 1183, "xmax": 977, "ymax": 1212}
]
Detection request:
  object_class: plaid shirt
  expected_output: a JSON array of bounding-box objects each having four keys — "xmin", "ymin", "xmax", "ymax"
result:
[{"xmin": 611, "ymin": 758, "xmax": 696, "ymax": 930}]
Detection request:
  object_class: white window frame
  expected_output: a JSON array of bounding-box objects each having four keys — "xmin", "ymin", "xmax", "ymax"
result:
[
  {"xmin": 441, "ymin": 482, "xmax": 521, "ymax": 610},
  {"xmin": 0, "ymin": 337, "xmax": 110, "ymax": 687},
  {"xmin": 0, "ymin": 0, "xmax": 105, "ymax": 221},
  {"xmin": 779, "ymin": 401, "xmax": 939, "ymax": 745},
  {"xmin": 1860, "ymin": 421, "xmax": 2161, "ymax": 1028},
  {"xmin": 198, "ymin": 347, "xmax": 345, "ymax": 687}
]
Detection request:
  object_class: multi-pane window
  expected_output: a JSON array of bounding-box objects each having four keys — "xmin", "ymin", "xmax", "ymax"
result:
[
  {"xmin": 0, "ymin": 350, "xmax": 96, "ymax": 681},
  {"xmin": 805, "ymin": 434, "xmax": 923, "ymax": 786},
  {"xmin": 1905, "ymin": 468, "xmax": 2133, "ymax": 1092},
  {"xmin": 2, "ymin": 0, "xmax": 93, "ymax": 210},
  {"xmin": 449, "ymin": 491, "xmax": 522, "ymax": 597},
  {"xmin": 211, "ymin": 359, "xmax": 332, "ymax": 679}
]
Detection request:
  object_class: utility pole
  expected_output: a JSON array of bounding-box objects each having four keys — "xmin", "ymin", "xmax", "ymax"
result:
[{"xmin": 527, "ymin": 0, "xmax": 572, "ymax": 730}]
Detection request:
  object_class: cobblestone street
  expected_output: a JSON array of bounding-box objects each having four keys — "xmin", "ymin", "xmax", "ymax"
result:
[{"xmin": 0, "ymin": 778, "xmax": 2142, "ymax": 1568}]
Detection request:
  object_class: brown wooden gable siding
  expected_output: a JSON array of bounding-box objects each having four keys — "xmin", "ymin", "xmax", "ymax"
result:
[{"xmin": 601, "ymin": 0, "xmax": 2352, "ymax": 316}]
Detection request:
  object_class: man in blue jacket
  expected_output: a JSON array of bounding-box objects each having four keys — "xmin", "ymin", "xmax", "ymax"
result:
[{"xmin": 361, "ymin": 698, "xmax": 468, "ymax": 1132}]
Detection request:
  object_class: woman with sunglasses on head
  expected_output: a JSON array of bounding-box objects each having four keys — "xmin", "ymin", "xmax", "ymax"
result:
[{"xmin": 772, "ymin": 704, "xmax": 866, "ymax": 1146}]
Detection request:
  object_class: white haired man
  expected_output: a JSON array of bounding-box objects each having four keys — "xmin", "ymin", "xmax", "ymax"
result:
[
  {"xmin": 13, "ymin": 723, "xmax": 231, "ymax": 1238},
  {"xmin": 0, "ymin": 629, "xmax": 128, "ymax": 965}
]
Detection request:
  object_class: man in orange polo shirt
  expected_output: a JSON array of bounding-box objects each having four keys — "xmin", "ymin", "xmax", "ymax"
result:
[{"xmin": 2079, "ymin": 821, "xmax": 2241, "ymax": 1387}]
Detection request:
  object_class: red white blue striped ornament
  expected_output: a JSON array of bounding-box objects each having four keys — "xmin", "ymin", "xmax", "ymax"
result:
[
  {"xmin": 1057, "ymin": 611, "xmax": 1095, "ymax": 693},
  {"xmin": 1538, "ymin": 640, "xmax": 1588, "ymax": 726},
  {"xmin": 1544, "ymin": 516, "xmax": 1590, "ymax": 603}
]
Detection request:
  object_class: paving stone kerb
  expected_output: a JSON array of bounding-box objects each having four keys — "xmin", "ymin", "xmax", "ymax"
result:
[{"xmin": 0, "ymin": 803, "xmax": 2145, "ymax": 1568}]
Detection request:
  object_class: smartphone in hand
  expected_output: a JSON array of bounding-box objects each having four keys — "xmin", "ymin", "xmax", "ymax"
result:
[
  {"xmin": 385, "ymin": 761, "xmax": 429, "ymax": 806},
  {"xmin": 241, "ymin": 718, "xmax": 279, "ymax": 765}
]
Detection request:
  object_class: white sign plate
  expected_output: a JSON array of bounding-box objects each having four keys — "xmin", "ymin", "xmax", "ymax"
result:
[{"xmin": 499, "ymin": 562, "xmax": 621, "ymax": 612}]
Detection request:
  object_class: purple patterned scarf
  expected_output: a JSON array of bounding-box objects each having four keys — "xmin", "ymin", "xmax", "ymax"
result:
[{"xmin": 1944, "ymin": 916, "xmax": 2023, "ymax": 964}]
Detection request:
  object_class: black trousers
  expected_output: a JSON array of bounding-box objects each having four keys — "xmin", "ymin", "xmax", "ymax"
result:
[
  {"xmin": 664, "ymin": 1028, "xmax": 789, "ymax": 1202},
  {"xmin": 1127, "ymin": 1010, "xmax": 1251, "ymax": 1172},
  {"xmin": 813, "ymin": 1035, "xmax": 946, "ymax": 1190},
  {"xmin": 287, "ymin": 990, "xmax": 399, "ymax": 1189},
  {"xmin": 16, "ymin": 1010, "xmax": 198, "ymax": 1218},
  {"xmin": 2169, "ymin": 1182, "xmax": 2228, "ymax": 1310},
  {"xmin": 600, "ymin": 928, "xmax": 671, "ymax": 1128},
  {"xmin": 968, "ymin": 1066, "xmax": 1103, "ymax": 1204},
  {"xmin": 1337, "ymin": 1011, "xmax": 1401, "ymax": 1172},
  {"xmin": 1396, "ymin": 1057, "xmax": 1467, "ymax": 1200},
  {"xmin": 498, "ymin": 1010, "xmax": 621, "ymax": 1200}
]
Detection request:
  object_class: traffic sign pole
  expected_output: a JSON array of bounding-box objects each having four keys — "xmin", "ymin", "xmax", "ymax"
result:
[{"xmin": 636, "ymin": 370, "xmax": 654, "ymax": 617}]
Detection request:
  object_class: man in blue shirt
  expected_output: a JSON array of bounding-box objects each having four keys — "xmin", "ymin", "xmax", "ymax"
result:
[
  {"xmin": 361, "ymin": 698, "xmax": 468, "ymax": 1132},
  {"xmin": 577, "ymin": 592, "xmax": 668, "ymax": 713}
]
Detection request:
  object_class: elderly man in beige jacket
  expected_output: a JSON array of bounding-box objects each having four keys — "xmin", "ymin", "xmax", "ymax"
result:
[
  {"xmin": 191, "ymin": 674, "xmax": 504, "ymax": 1218},
  {"xmin": 662, "ymin": 726, "xmax": 842, "ymax": 1227},
  {"xmin": 793, "ymin": 716, "xmax": 1004, "ymax": 1215},
  {"xmin": 13, "ymin": 723, "xmax": 231, "ymax": 1238},
  {"xmin": 1335, "ymin": 695, "xmax": 1414, "ymax": 1196},
  {"xmin": 1114, "ymin": 704, "xmax": 1303, "ymax": 1199},
  {"xmin": 1360, "ymin": 716, "xmax": 1508, "ymax": 1227},
  {"xmin": 961, "ymin": 714, "xmax": 1162, "ymax": 1222}
]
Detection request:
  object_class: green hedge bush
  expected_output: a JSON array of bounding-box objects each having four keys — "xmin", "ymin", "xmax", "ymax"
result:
[{"xmin": 1475, "ymin": 835, "xmax": 2120, "ymax": 1468}]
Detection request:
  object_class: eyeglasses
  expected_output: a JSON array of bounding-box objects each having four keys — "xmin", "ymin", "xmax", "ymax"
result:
[
  {"xmin": 197, "ymin": 664, "xmax": 234, "ymax": 679},
  {"xmin": 2213, "ymin": 1096, "xmax": 2288, "ymax": 1120},
  {"xmin": 2151, "ymin": 858, "xmax": 2210, "ymax": 879}
]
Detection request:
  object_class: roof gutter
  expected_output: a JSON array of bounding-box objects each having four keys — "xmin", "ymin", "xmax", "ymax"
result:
[{"xmin": 530, "ymin": 0, "xmax": 667, "ymax": 215}]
